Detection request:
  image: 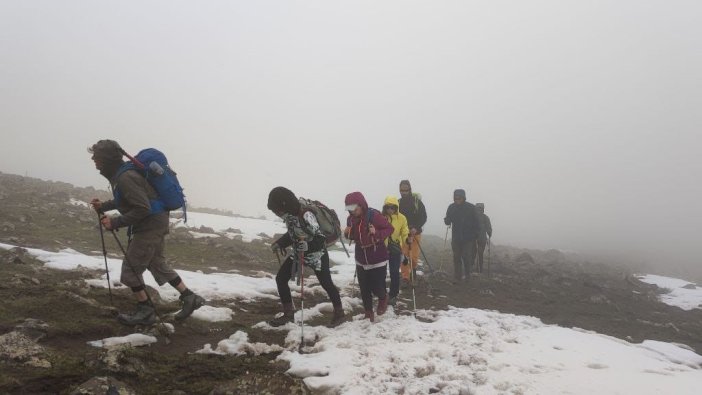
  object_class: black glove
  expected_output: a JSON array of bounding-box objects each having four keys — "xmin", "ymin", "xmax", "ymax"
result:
[
  {"xmin": 296, "ymin": 240, "xmax": 308, "ymax": 252},
  {"xmin": 402, "ymin": 256, "xmax": 409, "ymax": 266},
  {"xmin": 270, "ymin": 242, "xmax": 280, "ymax": 253}
]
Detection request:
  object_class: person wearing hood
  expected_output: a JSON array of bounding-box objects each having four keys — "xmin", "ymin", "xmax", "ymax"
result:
[
  {"xmin": 398, "ymin": 180, "xmax": 427, "ymax": 282},
  {"xmin": 267, "ymin": 187, "xmax": 345, "ymax": 327},
  {"xmin": 344, "ymin": 192, "xmax": 394, "ymax": 322},
  {"xmin": 88, "ymin": 140, "xmax": 204, "ymax": 326},
  {"xmin": 444, "ymin": 189, "xmax": 480, "ymax": 282},
  {"xmin": 382, "ymin": 196, "xmax": 409, "ymax": 307},
  {"xmin": 473, "ymin": 203, "xmax": 493, "ymax": 274}
]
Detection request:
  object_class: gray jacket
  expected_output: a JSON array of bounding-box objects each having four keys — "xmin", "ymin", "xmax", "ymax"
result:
[{"xmin": 102, "ymin": 169, "xmax": 169, "ymax": 235}]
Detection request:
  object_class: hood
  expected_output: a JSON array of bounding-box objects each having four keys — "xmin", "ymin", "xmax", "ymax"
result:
[
  {"xmin": 345, "ymin": 192, "xmax": 368, "ymax": 211},
  {"xmin": 383, "ymin": 195, "xmax": 400, "ymax": 208},
  {"xmin": 268, "ymin": 186, "xmax": 301, "ymax": 215}
]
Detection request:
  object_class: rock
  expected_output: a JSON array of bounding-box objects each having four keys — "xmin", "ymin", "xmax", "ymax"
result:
[
  {"xmin": 15, "ymin": 318, "xmax": 50, "ymax": 341},
  {"xmin": 97, "ymin": 345, "xmax": 147, "ymax": 374},
  {"xmin": 515, "ymin": 252, "xmax": 535, "ymax": 264},
  {"xmin": 197, "ymin": 225, "xmax": 216, "ymax": 234},
  {"xmin": 589, "ymin": 294, "xmax": 609, "ymax": 304},
  {"xmin": 31, "ymin": 277, "xmax": 40, "ymax": 285},
  {"xmin": 2, "ymin": 247, "xmax": 27, "ymax": 264},
  {"xmin": 70, "ymin": 376, "xmax": 136, "ymax": 395},
  {"xmin": 682, "ymin": 283, "xmax": 697, "ymax": 290},
  {"xmin": 0, "ymin": 331, "xmax": 52, "ymax": 368},
  {"xmin": 1, "ymin": 221, "xmax": 15, "ymax": 232}
]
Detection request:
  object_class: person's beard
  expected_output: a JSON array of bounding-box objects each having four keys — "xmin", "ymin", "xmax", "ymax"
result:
[{"xmin": 99, "ymin": 159, "xmax": 124, "ymax": 180}]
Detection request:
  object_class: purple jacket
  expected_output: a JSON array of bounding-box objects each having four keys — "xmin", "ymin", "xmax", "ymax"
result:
[{"xmin": 345, "ymin": 192, "xmax": 394, "ymax": 266}]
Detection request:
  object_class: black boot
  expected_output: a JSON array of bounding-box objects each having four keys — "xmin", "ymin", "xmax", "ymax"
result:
[
  {"xmin": 117, "ymin": 301, "xmax": 156, "ymax": 326},
  {"xmin": 175, "ymin": 291, "xmax": 205, "ymax": 321},
  {"xmin": 269, "ymin": 302, "xmax": 294, "ymax": 327},
  {"xmin": 329, "ymin": 305, "xmax": 345, "ymax": 328}
]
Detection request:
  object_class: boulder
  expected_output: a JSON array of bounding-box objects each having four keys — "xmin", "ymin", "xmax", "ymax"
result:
[
  {"xmin": 0, "ymin": 331, "xmax": 51, "ymax": 368},
  {"xmin": 70, "ymin": 376, "xmax": 136, "ymax": 395}
]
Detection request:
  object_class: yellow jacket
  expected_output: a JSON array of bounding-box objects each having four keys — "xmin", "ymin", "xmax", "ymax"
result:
[{"xmin": 383, "ymin": 196, "xmax": 410, "ymax": 247}]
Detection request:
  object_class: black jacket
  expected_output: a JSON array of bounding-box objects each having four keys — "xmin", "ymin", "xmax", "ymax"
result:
[
  {"xmin": 444, "ymin": 202, "xmax": 480, "ymax": 242},
  {"xmin": 399, "ymin": 194, "xmax": 427, "ymax": 233}
]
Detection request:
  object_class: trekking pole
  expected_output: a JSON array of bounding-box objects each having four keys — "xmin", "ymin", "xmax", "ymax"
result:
[
  {"xmin": 97, "ymin": 213, "xmax": 114, "ymax": 305},
  {"xmin": 109, "ymin": 229, "xmax": 167, "ymax": 327},
  {"xmin": 416, "ymin": 240, "xmax": 437, "ymax": 275},
  {"xmin": 298, "ymin": 241, "xmax": 306, "ymax": 353},
  {"xmin": 408, "ymin": 255, "xmax": 417, "ymax": 317},
  {"xmin": 487, "ymin": 237, "xmax": 491, "ymax": 277},
  {"xmin": 339, "ymin": 233, "xmax": 351, "ymax": 258},
  {"xmin": 444, "ymin": 226, "xmax": 450, "ymax": 248},
  {"xmin": 274, "ymin": 248, "xmax": 282, "ymax": 265}
]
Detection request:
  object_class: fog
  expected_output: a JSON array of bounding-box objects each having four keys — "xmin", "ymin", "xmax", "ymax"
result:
[{"xmin": 1, "ymin": 1, "xmax": 700, "ymax": 273}]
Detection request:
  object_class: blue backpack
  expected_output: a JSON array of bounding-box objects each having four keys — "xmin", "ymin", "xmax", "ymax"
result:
[{"xmin": 114, "ymin": 148, "xmax": 187, "ymax": 221}]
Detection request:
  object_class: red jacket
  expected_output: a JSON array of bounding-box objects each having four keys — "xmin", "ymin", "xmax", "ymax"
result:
[{"xmin": 345, "ymin": 192, "xmax": 394, "ymax": 266}]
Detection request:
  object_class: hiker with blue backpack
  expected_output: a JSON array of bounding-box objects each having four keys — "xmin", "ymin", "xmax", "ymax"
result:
[
  {"xmin": 267, "ymin": 187, "xmax": 345, "ymax": 328},
  {"xmin": 344, "ymin": 192, "xmax": 394, "ymax": 322},
  {"xmin": 88, "ymin": 140, "xmax": 204, "ymax": 326}
]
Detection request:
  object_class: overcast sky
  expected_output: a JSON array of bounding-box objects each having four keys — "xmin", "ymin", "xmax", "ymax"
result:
[{"xmin": 1, "ymin": 1, "xmax": 700, "ymax": 269}]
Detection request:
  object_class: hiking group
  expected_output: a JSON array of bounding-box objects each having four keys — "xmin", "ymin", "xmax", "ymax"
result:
[{"xmin": 87, "ymin": 140, "xmax": 493, "ymax": 328}]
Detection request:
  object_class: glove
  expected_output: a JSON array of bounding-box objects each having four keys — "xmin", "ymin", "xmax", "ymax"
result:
[
  {"xmin": 402, "ymin": 256, "xmax": 409, "ymax": 266},
  {"xmin": 296, "ymin": 240, "xmax": 308, "ymax": 252},
  {"xmin": 270, "ymin": 242, "xmax": 280, "ymax": 253}
]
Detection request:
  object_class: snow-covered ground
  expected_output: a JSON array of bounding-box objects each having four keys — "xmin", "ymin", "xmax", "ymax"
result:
[
  {"xmin": 0, "ymin": 242, "xmax": 280, "ymax": 304},
  {"xmin": 274, "ymin": 307, "xmax": 702, "ymax": 395},
  {"xmin": 637, "ymin": 274, "xmax": 702, "ymax": 311},
  {"xmin": 173, "ymin": 211, "xmax": 286, "ymax": 242}
]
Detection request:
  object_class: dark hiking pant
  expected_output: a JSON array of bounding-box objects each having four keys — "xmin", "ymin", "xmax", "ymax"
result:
[
  {"xmin": 357, "ymin": 265, "xmax": 387, "ymax": 311},
  {"xmin": 475, "ymin": 239, "xmax": 487, "ymax": 273},
  {"xmin": 388, "ymin": 250, "xmax": 402, "ymax": 299},
  {"xmin": 452, "ymin": 239, "xmax": 476, "ymax": 280},
  {"xmin": 276, "ymin": 252, "xmax": 341, "ymax": 307}
]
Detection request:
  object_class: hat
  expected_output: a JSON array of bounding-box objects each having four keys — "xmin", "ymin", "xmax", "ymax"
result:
[
  {"xmin": 267, "ymin": 187, "xmax": 300, "ymax": 215},
  {"xmin": 453, "ymin": 189, "xmax": 466, "ymax": 199}
]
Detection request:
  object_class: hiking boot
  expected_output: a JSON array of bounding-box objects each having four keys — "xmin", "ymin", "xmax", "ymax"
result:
[
  {"xmin": 364, "ymin": 310, "xmax": 375, "ymax": 323},
  {"xmin": 269, "ymin": 302, "xmax": 295, "ymax": 327},
  {"xmin": 175, "ymin": 292, "xmax": 205, "ymax": 321},
  {"xmin": 329, "ymin": 305, "xmax": 345, "ymax": 328},
  {"xmin": 377, "ymin": 297, "xmax": 388, "ymax": 316},
  {"xmin": 117, "ymin": 302, "xmax": 156, "ymax": 326}
]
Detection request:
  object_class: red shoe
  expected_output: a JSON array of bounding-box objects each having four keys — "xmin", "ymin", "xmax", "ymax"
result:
[
  {"xmin": 377, "ymin": 297, "xmax": 388, "ymax": 316},
  {"xmin": 364, "ymin": 310, "xmax": 375, "ymax": 322}
]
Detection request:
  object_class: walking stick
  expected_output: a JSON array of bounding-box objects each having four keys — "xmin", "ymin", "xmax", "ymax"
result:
[
  {"xmin": 97, "ymin": 213, "xmax": 114, "ymax": 305},
  {"xmin": 444, "ymin": 225, "xmax": 450, "ymax": 248},
  {"xmin": 487, "ymin": 237, "xmax": 491, "ymax": 277},
  {"xmin": 408, "ymin": 254, "xmax": 417, "ymax": 317},
  {"xmin": 298, "ymin": 242, "xmax": 306, "ymax": 353}
]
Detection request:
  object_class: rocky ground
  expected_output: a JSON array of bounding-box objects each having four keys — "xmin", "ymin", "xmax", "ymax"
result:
[{"xmin": 1, "ymin": 172, "xmax": 700, "ymax": 394}]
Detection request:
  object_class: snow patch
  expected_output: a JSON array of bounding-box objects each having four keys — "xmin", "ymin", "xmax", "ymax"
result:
[
  {"xmin": 196, "ymin": 330, "xmax": 284, "ymax": 356},
  {"xmin": 276, "ymin": 307, "xmax": 702, "ymax": 395},
  {"xmin": 88, "ymin": 333, "xmax": 157, "ymax": 348},
  {"xmin": 637, "ymin": 274, "xmax": 702, "ymax": 310},
  {"xmin": 172, "ymin": 211, "xmax": 286, "ymax": 242},
  {"xmin": 190, "ymin": 306, "xmax": 235, "ymax": 322}
]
